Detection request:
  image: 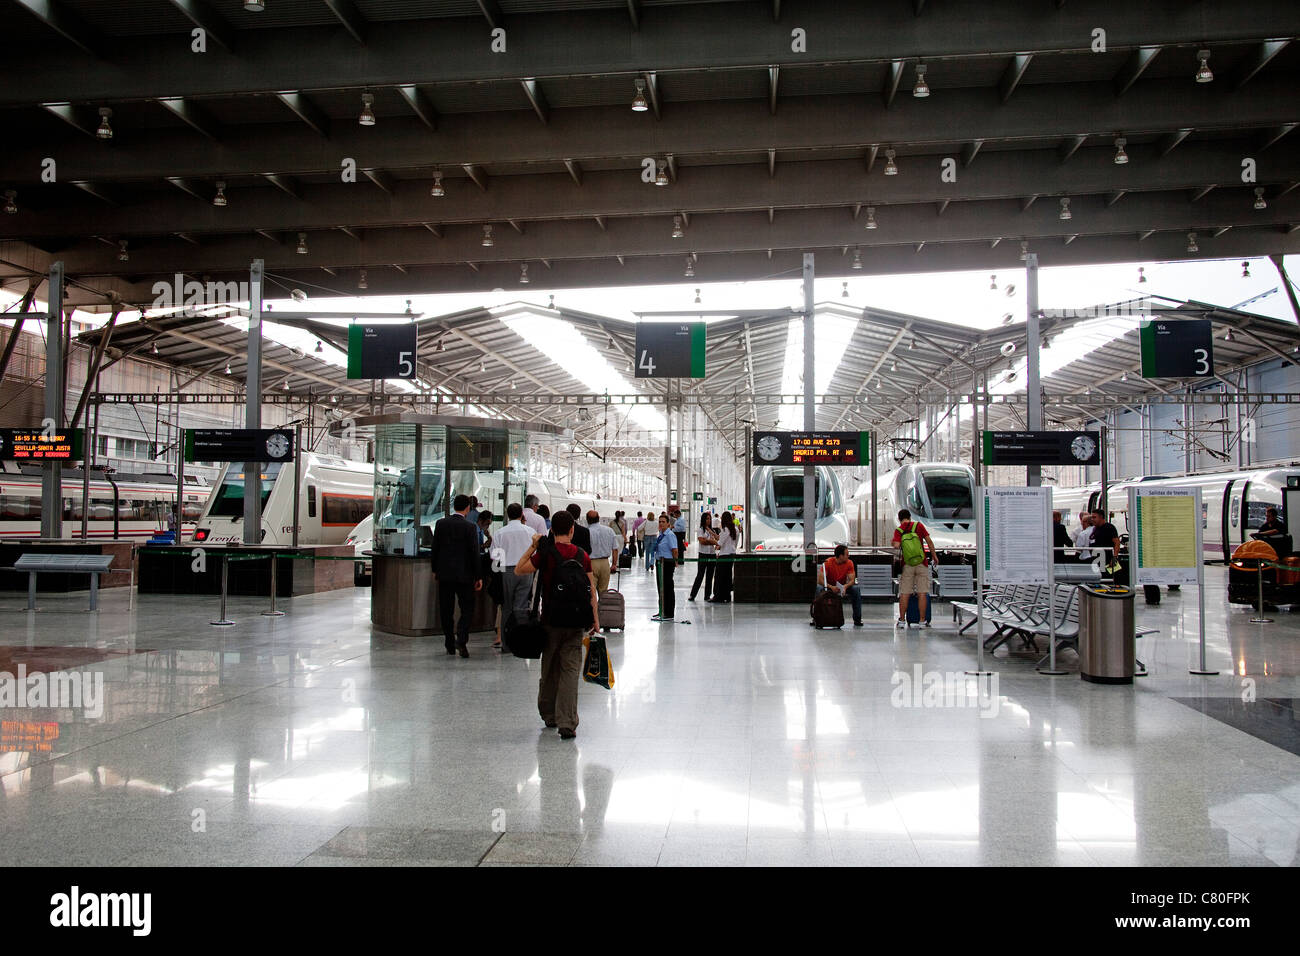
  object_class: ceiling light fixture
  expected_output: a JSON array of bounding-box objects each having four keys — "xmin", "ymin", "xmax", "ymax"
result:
[
  {"xmin": 481, "ymin": 224, "xmax": 494, "ymax": 247},
  {"xmin": 655, "ymin": 160, "xmax": 669, "ymax": 187},
  {"xmin": 117, "ymin": 239, "xmax": 128, "ymax": 262},
  {"xmin": 291, "ymin": 288, "xmax": 306, "ymax": 302},
  {"xmin": 296, "ymin": 233, "xmax": 308, "ymax": 254},
  {"xmin": 479, "ymin": 359, "xmax": 486, "ymax": 373},
  {"xmin": 282, "ymin": 378, "xmax": 289, "ymax": 390},
  {"xmin": 1224, "ymin": 327, "xmax": 1235, "ymax": 342},
  {"xmin": 357, "ymin": 269, "xmax": 368, "ymax": 290},
  {"xmin": 1241, "ymin": 261, "xmax": 1251, "ymax": 279},
  {"xmin": 436, "ymin": 338, "xmax": 444, "ymax": 352},
  {"xmin": 225, "ymin": 361, "xmax": 232, "ymax": 375},
  {"xmin": 1195, "ymin": 48, "xmax": 1213, "ymax": 83},
  {"xmin": 151, "ymin": 342, "xmax": 159, "ymax": 354},
  {"xmin": 883, "ymin": 148, "xmax": 898, "ymax": 176},
  {"xmin": 244, "ymin": 0, "xmax": 264, "ymax": 10},
  {"xmin": 912, "ymin": 63, "xmax": 930, "ymax": 98},
  {"xmin": 672, "ymin": 214, "xmax": 684, "ymax": 239},
  {"xmin": 1186, "ymin": 231, "xmax": 1199, "ymax": 253},
  {"xmin": 520, "ymin": 262, "xmax": 530, "ymax": 284},
  {"xmin": 1058, "ymin": 197, "xmax": 1072, "ymax": 221},
  {"xmin": 1113, "ymin": 136, "xmax": 1128, "ymax": 165},
  {"xmin": 213, "ymin": 181, "xmax": 227, "ymax": 206},
  {"xmin": 695, "ymin": 288, "xmax": 702, "ymax": 304},
  {"xmin": 851, "ymin": 248, "xmax": 862, "ymax": 270},
  {"xmin": 841, "ymin": 281, "xmax": 849, "ymax": 298},
  {"xmin": 632, "ymin": 79, "xmax": 649, "ymax": 112},
  {"xmin": 1019, "ymin": 240, "xmax": 1029, "ymax": 261},
  {"xmin": 358, "ymin": 91, "xmax": 376, "ymax": 126},
  {"xmin": 908, "ymin": 338, "xmax": 915, "ymax": 350},
  {"xmin": 315, "ymin": 340, "xmax": 323, "ymax": 353},
  {"xmin": 1253, "ymin": 187, "xmax": 1267, "ymax": 210},
  {"xmin": 890, "ymin": 360, "xmax": 897, "ymax": 372},
  {"xmin": 1120, "ymin": 370, "xmax": 1128, "ymax": 382},
  {"xmin": 989, "ymin": 274, "xmax": 997, "ymax": 290},
  {"xmin": 96, "ymin": 107, "xmax": 113, "ymax": 140},
  {"xmin": 864, "ymin": 206, "xmax": 878, "ymax": 230},
  {"xmin": 684, "ymin": 256, "xmax": 695, "ymax": 278},
  {"xmin": 430, "ymin": 169, "xmax": 444, "ymax": 197},
  {"xmin": 3, "ymin": 190, "xmax": 16, "ymax": 215}
]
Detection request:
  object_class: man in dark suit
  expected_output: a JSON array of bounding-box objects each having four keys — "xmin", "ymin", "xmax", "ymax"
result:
[
  {"xmin": 563, "ymin": 503, "xmax": 592, "ymax": 555},
  {"xmin": 432, "ymin": 493, "xmax": 483, "ymax": 658}
]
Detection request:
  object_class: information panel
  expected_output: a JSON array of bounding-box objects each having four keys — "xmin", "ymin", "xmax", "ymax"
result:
[
  {"xmin": 346, "ymin": 324, "xmax": 418, "ymax": 380},
  {"xmin": 978, "ymin": 486, "xmax": 1053, "ymax": 585},
  {"xmin": 1139, "ymin": 319, "xmax": 1214, "ymax": 378},
  {"xmin": 0, "ymin": 428, "xmax": 84, "ymax": 461},
  {"xmin": 752, "ymin": 431, "xmax": 869, "ymax": 466},
  {"xmin": 1129, "ymin": 486, "xmax": 1202, "ymax": 586},
  {"xmin": 185, "ymin": 429, "xmax": 295, "ymax": 463},
  {"xmin": 634, "ymin": 323, "xmax": 706, "ymax": 379},
  {"xmin": 983, "ymin": 431, "xmax": 1100, "ymax": 466}
]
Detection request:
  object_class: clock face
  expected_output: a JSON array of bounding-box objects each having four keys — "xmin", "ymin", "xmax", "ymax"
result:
[
  {"xmin": 265, "ymin": 433, "xmax": 290, "ymax": 460},
  {"xmin": 756, "ymin": 435, "xmax": 783, "ymax": 462},
  {"xmin": 1070, "ymin": 436, "xmax": 1096, "ymax": 462}
]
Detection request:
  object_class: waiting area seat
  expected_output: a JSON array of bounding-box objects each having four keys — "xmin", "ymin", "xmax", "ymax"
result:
[
  {"xmin": 854, "ymin": 564, "xmax": 897, "ymax": 600},
  {"xmin": 6, "ymin": 553, "xmax": 118, "ymax": 610}
]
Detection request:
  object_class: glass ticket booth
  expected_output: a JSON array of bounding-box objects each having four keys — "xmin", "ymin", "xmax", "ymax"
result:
[{"xmin": 354, "ymin": 414, "xmax": 567, "ymax": 636}]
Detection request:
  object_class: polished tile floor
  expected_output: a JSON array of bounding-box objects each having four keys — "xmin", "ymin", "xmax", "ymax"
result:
[{"xmin": 0, "ymin": 565, "xmax": 1296, "ymax": 867}]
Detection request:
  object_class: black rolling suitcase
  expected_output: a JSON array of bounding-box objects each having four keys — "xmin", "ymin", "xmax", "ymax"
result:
[
  {"xmin": 904, "ymin": 593, "xmax": 933, "ymax": 625},
  {"xmin": 618, "ymin": 548, "xmax": 632, "ymax": 570},
  {"xmin": 810, "ymin": 590, "xmax": 845, "ymax": 629}
]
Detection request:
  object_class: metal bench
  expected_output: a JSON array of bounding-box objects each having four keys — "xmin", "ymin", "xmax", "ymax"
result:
[
  {"xmin": 1053, "ymin": 564, "xmax": 1103, "ymax": 584},
  {"xmin": 934, "ymin": 565, "xmax": 974, "ymax": 620},
  {"xmin": 855, "ymin": 564, "xmax": 896, "ymax": 600},
  {"xmin": 9, "ymin": 553, "xmax": 118, "ymax": 611}
]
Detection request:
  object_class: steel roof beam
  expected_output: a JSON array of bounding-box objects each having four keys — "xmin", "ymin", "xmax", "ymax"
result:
[
  {"xmin": 1233, "ymin": 39, "xmax": 1290, "ymax": 90},
  {"xmin": 520, "ymin": 79, "xmax": 549, "ymax": 124},
  {"xmin": 322, "ymin": 0, "xmax": 367, "ymax": 45},
  {"xmin": 166, "ymin": 0, "xmax": 235, "ymax": 53},
  {"xmin": 396, "ymin": 84, "xmax": 437, "ymax": 131},
  {"xmin": 11, "ymin": 0, "xmax": 104, "ymax": 57},
  {"xmin": 276, "ymin": 92, "xmax": 330, "ymax": 138},
  {"xmin": 155, "ymin": 97, "xmax": 222, "ymax": 142},
  {"xmin": 999, "ymin": 54, "xmax": 1033, "ymax": 102},
  {"xmin": 1114, "ymin": 46, "xmax": 1161, "ymax": 96}
]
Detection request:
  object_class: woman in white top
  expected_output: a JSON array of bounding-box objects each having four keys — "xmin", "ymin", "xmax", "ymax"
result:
[
  {"xmin": 709, "ymin": 511, "xmax": 741, "ymax": 603},
  {"xmin": 688, "ymin": 511, "xmax": 719, "ymax": 601},
  {"xmin": 611, "ymin": 511, "xmax": 626, "ymax": 572}
]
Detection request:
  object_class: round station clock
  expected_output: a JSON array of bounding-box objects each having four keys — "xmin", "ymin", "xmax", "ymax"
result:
[
  {"xmin": 756, "ymin": 435, "xmax": 783, "ymax": 462},
  {"xmin": 1070, "ymin": 435, "xmax": 1096, "ymax": 462},
  {"xmin": 265, "ymin": 433, "xmax": 291, "ymax": 460}
]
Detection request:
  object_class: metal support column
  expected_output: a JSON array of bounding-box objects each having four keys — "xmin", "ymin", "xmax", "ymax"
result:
[
  {"xmin": 1025, "ymin": 253, "xmax": 1041, "ymax": 487},
  {"xmin": 802, "ymin": 253, "xmax": 815, "ymax": 552},
  {"xmin": 0, "ymin": 279, "xmax": 40, "ymax": 385},
  {"xmin": 243, "ymin": 259, "xmax": 264, "ymax": 545},
  {"xmin": 41, "ymin": 263, "xmax": 65, "ymax": 540}
]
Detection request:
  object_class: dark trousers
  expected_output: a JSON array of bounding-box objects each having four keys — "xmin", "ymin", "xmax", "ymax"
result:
[
  {"xmin": 713, "ymin": 556, "xmax": 733, "ymax": 602},
  {"xmin": 690, "ymin": 553, "xmax": 715, "ymax": 599},
  {"xmin": 657, "ymin": 558, "xmax": 676, "ymax": 618},
  {"xmin": 439, "ymin": 579, "xmax": 477, "ymax": 649},
  {"xmin": 538, "ymin": 625, "xmax": 584, "ymax": 731}
]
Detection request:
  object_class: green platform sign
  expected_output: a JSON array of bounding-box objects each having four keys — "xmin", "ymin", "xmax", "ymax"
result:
[
  {"xmin": 347, "ymin": 324, "xmax": 418, "ymax": 380},
  {"xmin": 634, "ymin": 322, "xmax": 706, "ymax": 379},
  {"xmin": 1139, "ymin": 319, "xmax": 1213, "ymax": 378}
]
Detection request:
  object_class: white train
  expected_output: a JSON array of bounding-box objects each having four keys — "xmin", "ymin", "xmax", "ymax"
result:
[
  {"xmin": 749, "ymin": 465, "xmax": 852, "ymax": 550},
  {"xmin": 1050, "ymin": 466, "xmax": 1300, "ymax": 562},
  {"xmin": 846, "ymin": 462, "xmax": 977, "ymax": 550},
  {"xmin": 0, "ymin": 463, "xmax": 210, "ymax": 540},
  {"xmin": 193, "ymin": 452, "xmax": 373, "ymax": 546}
]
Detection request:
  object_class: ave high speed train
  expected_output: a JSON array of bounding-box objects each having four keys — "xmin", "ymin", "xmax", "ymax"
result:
[
  {"xmin": 846, "ymin": 462, "xmax": 977, "ymax": 550},
  {"xmin": 1050, "ymin": 466, "xmax": 1300, "ymax": 562},
  {"xmin": 749, "ymin": 465, "xmax": 852, "ymax": 550}
]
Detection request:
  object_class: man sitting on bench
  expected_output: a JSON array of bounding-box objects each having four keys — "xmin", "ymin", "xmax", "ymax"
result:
[{"xmin": 817, "ymin": 545, "xmax": 863, "ymax": 628}]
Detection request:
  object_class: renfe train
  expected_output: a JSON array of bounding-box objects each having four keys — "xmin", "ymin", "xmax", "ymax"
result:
[
  {"xmin": 0, "ymin": 463, "xmax": 210, "ymax": 540},
  {"xmin": 749, "ymin": 465, "xmax": 852, "ymax": 550},
  {"xmin": 1050, "ymin": 466, "xmax": 1300, "ymax": 562},
  {"xmin": 193, "ymin": 452, "xmax": 373, "ymax": 546},
  {"xmin": 847, "ymin": 462, "xmax": 978, "ymax": 550}
]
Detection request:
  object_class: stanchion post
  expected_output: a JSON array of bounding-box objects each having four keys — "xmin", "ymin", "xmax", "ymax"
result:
[
  {"xmin": 1249, "ymin": 560, "xmax": 1273, "ymax": 624},
  {"xmin": 211, "ymin": 555, "xmax": 235, "ymax": 626},
  {"xmin": 262, "ymin": 552, "xmax": 285, "ymax": 617}
]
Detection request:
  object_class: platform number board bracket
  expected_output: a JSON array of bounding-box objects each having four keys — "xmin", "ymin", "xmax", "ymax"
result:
[
  {"xmin": 1139, "ymin": 319, "xmax": 1214, "ymax": 379},
  {"xmin": 634, "ymin": 323, "xmax": 706, "ymax": 379}
]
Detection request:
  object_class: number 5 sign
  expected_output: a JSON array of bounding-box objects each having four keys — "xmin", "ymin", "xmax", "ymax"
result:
[{"xmin": 347, "ymin": 324, "xmax": 419, "ymax": 380}]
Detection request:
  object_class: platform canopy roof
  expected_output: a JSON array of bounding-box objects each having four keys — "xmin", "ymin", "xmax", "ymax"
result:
[
  {"xmin": 1, "ymin": 0, "xmax": 1299, "ymax": 309},
  {"xmin": 76, "ymin": 293, "xmax": 1300, "ymax": 468}
]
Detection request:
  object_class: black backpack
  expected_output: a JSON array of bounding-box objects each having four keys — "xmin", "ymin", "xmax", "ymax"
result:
[{"xmin": 544, "ymin": 546, "xmax": 593, "ymax": 628}]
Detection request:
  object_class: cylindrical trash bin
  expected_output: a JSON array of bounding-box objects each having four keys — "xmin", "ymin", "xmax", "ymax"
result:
[{"xmin": 1077, "ymin": 584, "xmax": 1135, "ymax": 684}]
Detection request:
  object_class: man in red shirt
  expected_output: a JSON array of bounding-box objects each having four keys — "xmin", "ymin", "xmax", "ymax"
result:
[
  {"xmin": 514, "ymin": 509, "xmax": 600, "ymax": 739},
  {"xmin": 816, "ymin": 544, "xmax": 863, "ymax": 627},
  {"xmin": 891, "ymin": 508, "xmax": 937, "ymax": 627}
]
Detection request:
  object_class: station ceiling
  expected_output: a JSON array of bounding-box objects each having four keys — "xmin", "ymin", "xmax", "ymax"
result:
[{"xmin": 2, "ymin": 0, "xmax": 1300, "ymax": 308}]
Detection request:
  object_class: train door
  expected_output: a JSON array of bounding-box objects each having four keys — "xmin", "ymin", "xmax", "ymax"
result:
[{"xmin": 1222, "ymin": 479, "xmax": 1239, "ymax": 562}]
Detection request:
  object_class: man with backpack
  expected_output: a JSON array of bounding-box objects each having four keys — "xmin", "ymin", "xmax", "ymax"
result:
[
  {"xmin": 514, "ymin": 509, "xmax": 600, "ymax": 740},
  {"xmin": 892, "ymin": 508, "xmax": 937, "ymax": 628}
]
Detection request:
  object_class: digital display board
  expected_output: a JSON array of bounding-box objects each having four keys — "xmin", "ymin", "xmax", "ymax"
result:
[
  {"xmin": 982, "ymin": 431, "xmax": 1101, "ymax": 466},
  {"xmin": 634, "ymin": 323, "xmax": 706, "ymax": 379},
  {"xmin": 752, "ymin": 431, "xmax": 869, "ymax": 467},
  {"xmin": 0, "ymin": 428, "xmax": 83, "ymax": 461},
  {"xmin": 347, "ymin": 324, "xmax": 418, "ymax": 380},
  {"xmin": 1139, "ymin": 319, "xmax": 1214, "ymax": 378},
  {"xmin": 185, "ymin": 429, "xmax": 294, "ymax": 463}
]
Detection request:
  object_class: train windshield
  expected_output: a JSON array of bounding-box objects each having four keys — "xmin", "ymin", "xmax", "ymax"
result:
[
  {"xmin": 921, "ymin": 469, "xmax": 974, "ymax": 519},
  {"xmin": 390, "ymin": 468, "xmax": 446, "ymax": 522},
  {"xmin": 766, "ymin": 473, "xmax": 835, "ymax": 519},
  {"xmin": 209, "ymin": 463, "xmax": 282, "ymax": 518}
]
